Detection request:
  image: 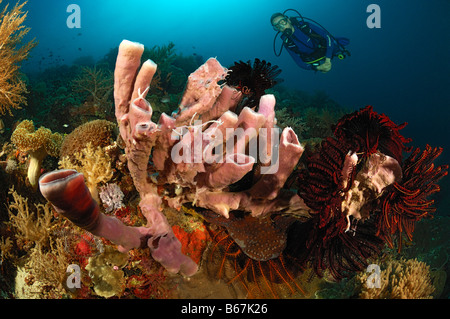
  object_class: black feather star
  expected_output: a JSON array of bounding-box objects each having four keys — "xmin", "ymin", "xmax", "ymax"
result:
[{"xmin": 225, "ymin": 58, "xmax": 283, "ymax": 112}]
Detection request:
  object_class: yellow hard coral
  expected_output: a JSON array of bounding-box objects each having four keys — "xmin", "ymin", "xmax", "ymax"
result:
[
  {"xmin": 59, "ymin": 142, "xmax": 114, "ymax": 203},
  {"xmin": 11, "ymin": 119, "xmax": 64, "ymax": 189},
  {"xmin": 0, "ymin": 0, "xmax": 37, "ymax": 115}
]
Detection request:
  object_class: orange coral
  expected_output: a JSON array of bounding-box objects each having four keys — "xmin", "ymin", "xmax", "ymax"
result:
[
  {"xmin": 172, "ymin": 224, "xmax": 209, "ymax": 265},
  {"xmin": 10, "ymin": 119, "xmax": 63, "ymax": 189},
  {"xmin": 0, "ymin": 0, "xmax": 37, "ymax": 115}
]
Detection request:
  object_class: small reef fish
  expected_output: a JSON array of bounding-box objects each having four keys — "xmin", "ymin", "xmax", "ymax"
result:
[{"xmin": 161, "ymin": 96, "xmax": 170, "ymax": 104}]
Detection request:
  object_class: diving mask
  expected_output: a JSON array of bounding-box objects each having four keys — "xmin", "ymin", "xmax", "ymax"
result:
[{"xmin": 272, "ymin": 18, "xmax": 288, "ymax": 31}]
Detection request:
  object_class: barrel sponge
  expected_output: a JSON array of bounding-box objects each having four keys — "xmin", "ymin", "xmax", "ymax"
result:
[
  {"xmin": 11, "ymin": 120, "xmax": 63, "ymax": 156},
  {"xmin": 60, "ymin": 119, "xmax": 117, "ymax": 159}
]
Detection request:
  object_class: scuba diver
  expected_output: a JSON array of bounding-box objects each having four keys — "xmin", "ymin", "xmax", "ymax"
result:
[{"xmin": 271, "ymin": 9, "xmax": 350, "ymax": 73}]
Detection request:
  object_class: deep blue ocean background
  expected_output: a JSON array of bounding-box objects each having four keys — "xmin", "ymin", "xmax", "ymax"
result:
[{"xmin": 12, "ymin": 0, "xmax": 450, "ymax": 212}]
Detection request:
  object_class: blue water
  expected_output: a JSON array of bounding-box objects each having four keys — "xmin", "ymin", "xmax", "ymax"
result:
[{"xmin": 16, "ymin": 0, "xmax": 450, "ymax": 208}]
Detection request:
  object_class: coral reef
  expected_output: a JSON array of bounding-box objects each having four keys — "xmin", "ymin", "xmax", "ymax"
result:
[
  {"xmin": 358, "ymin": 257, "xmax": 435, "ymax": 299},
  {"xmin": 10, "ymin": 119, "xmax": 63, "ymax": 189},
  {"xmin": 30, "ymin": 39, "xmax": 448, "ymax": 300},
  {"xmin": 58, "ymin": 119, "xmax": 120, "ymax": 204},
  {"xmin": 2, "ymin": 182, "xmax": 177, "ymax": 299},
  {"xmin": 26, "ymin": 239, "xmax": 69, "ymax": 291},
  {"xmin": 85, "ymin": 246, "xmax": 128, "ymax": 298},
  {"xmin": 113, "ymin": 41, "xmax": 308, "ymax": 256},
  {"xmin": 59, "ymin": 119, "xmax": 117, "ymax": 159},
  {"xmin": 172, "ymin": 222, "xmax": 209, "ymax": 266},
  {"xmin": 99, "ymin": 183, "xmax": 125, "ymax": 213},
  {"xmin": 201, "ymin": 209, "xmax": 295, "ymax": 262},
  {"xmin": 7, "ymin": 187, "xmax": 54, "ymax": 244},
  {"xmin": 205, "ymin": 225, "xmax": 308, "ymax": 299},
  {"xmin": 39, "ymin": 169, "xmax": 144, "ymax": 251},
  {"xmin": 59, "ymin": 142, "xmax": 114, "ymax": 203},
  {"xmin": 0, "ymin": 0, "xmax": 36, "ymax": 115},
  {"xmin": 38, "ymin": 40, "xmax": 309, "ymax": 280},
  {"xmin": 3, "ymin": 188, "xmax": 71, "ymax": 297},
  {"xmin": 1, "ymin": 32, "xmax": 446, "ymax": 300}
]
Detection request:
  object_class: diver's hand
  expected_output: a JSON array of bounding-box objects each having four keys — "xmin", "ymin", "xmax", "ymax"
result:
[{"xmin": 317, "ymin": 58, "xmax": 332, "ymax": 73}]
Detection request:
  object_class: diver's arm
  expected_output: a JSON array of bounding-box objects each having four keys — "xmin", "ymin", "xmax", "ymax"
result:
[{"xmin": 286, "ymin": 47, "xmax": 312, "ymax": 70}]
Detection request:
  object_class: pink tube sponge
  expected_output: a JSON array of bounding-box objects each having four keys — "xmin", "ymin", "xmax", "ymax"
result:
[{"xmin": 41, "ymin": 39, "xmax": 309, "ymax": 279}]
